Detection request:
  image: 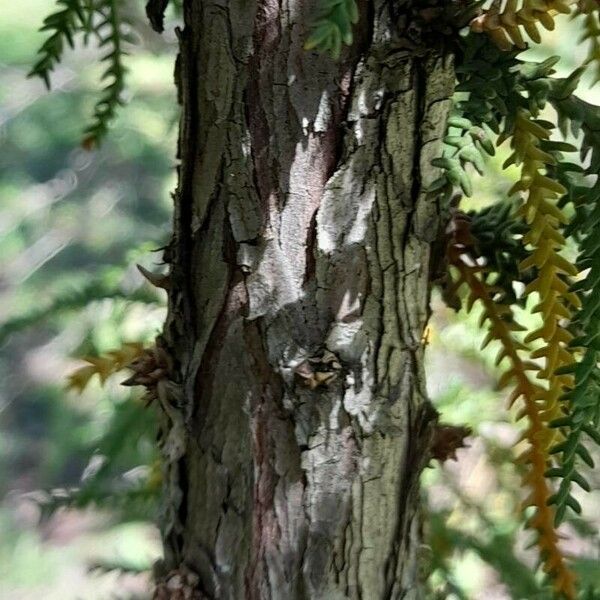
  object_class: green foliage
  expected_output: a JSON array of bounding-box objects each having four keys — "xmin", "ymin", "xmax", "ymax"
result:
[
  {"xmin": 28, "ymin": 0, "xmax": 87, "ymax": 88},
  {"xmin": 434, "ymin": 34, "xmax": 572, "ymax": 202},
  {"xmin": 537, "ymin": 91, "xmax": 600, "ymax": 524},
  {"xmin": 444, "ymin": 32, "xmax": 600, "ymax": 527},
  {"xmin": 430, "ymin": 35, "xmax": 521, "ymax": 199},
  {"xmin": 468, "ymin": 200, "xmax": 531, "ymax": 306},
  {"xmin": 428, "ymin": 509, "xmax": 548, "ymax": 599},
  {"xmin": 574, "ymin": 0, "xmax": 600, "ymax": 85},
  {"xmin": 0, "ymin": 269, "xmax": 159, "ymax": 345},
  {"xmin": 38, "ymin": 478, "xmax": 158, "ymax": 519},
  {"xmin": 454, "ymin": 34, "xmax": 520, "ymax": 133},
  {"xmin": 305, "ymin": 0, "xmax": 358, "ymax": 59},
  {"xmin": 38, "ymin": 399, "xmax": 159, "ymax": 521},
  {"xmin": 29, "ymin": 0, "xmax": 128, "ymax": 145},
  {"xmin": 470, "ymin": 0, "xmax": 573, "ymax": 51},
  {"xmin": 432, "ymin": 114, "xmax": 496, "ymax": 198},
  {"xmin": 573, "ymin": 558, "xmax": 600, "ymax": 596},
  {"xmin": 432, "ymin": 35, "xmax": 567, "ymax": 202},
  {"xmin": 83, "ymin": 0, "xmax": 127, "ymax": 146},
  {"xmin": 440, "ymin": 27, "xmax": 600, "ymax": 596},
  {"xmin": 0, "ymin": 4, "xmax": 177, "ymax": 595}
]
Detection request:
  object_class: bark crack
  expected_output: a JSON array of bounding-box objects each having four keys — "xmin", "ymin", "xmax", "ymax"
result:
[{"xmin": 160, "ymin": 1, "xmax": 455, "ymax": 598}]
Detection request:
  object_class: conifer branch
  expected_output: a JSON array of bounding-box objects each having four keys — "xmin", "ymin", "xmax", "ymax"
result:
[
  {"xmin": 67, "ymin": 342, "xmax": 147, "ymax": 393},
  {"xmin": 82, "ymin": 0, "xmax": 127, "ymax": 147},
  {"xmin": 0, "ymin": 279, "xmax": 158, "ymax": 345},
  {"xmin": 574, "ymin": 0, "xmax": 600, "ymax": 85},
  {"xmin": 471, "ymin": 0, "xmax": 574, "ymax": 50},
  {"xmin": 435, "ymin": 24, "xmax": 600, "ymax": 558},
  {"xmin": 28, "ymin": 0, "xmax": 88, "ymax": 88},
  {"xmin": 437, "ymin": 25, "xmax": 600, "ymax": 547},
  {"xmin": 29, "ymin": 0, "xmax": 128, "ymax": 146},
  {"xmin": 448, "ymin": 217, "xmax": 577, "ymax": 600},
  {"xmin": 468, "ymin": 201, "xmax": 533, "ymax": 306},
  {"xmin": 543, "ymin": 91, "xmax": 600, "ymax": 523},
  {"xmin": 506, "ymin": 110, "xmax": 580, "ymax": 452}
]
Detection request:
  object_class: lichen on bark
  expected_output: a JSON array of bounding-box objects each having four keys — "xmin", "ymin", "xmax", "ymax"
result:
[{"xmin": 157, "ymin": 1, "xmax": 455, "ymax": 598}]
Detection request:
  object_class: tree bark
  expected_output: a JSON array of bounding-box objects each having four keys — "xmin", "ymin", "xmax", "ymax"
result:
[{"xmin": 158, "ymin": 1, "xmax": 455, "ymax": 598}]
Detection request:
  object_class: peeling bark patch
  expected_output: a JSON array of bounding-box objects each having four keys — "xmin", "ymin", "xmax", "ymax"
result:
[
  {"xmin": 247, "ymin": 0, "xmax": 281, "ymax": 222},
  {"xmin": 244, "ymin": 321, "xmax": 282, "ymax": 600},
  {"xmin": 193, "ymin": 266, "xmax": 246, "ymax": 431},
  {"xmin": 246, "ymin": 393, "xmax": 278, "ymax": 600},
  {"xmin": 243, "ymin": 320, "xmax": 311, "ymax": 599}
]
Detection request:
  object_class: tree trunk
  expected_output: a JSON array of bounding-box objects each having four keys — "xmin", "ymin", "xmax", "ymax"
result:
[{"xmin": 157, "ymin": 1, "xmax": 454, "ymax": 598}]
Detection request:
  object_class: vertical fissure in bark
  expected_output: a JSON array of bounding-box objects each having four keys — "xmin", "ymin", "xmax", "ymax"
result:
[
  {"xmin": 407, "ymin": 61, "xmax": 426, "ymax": 253},
  {"xmin": 158, "ymin": 1, "xmax": 455, "ymax": 598},
  {"xmin": 158, "ymin": 17, "xmax": 197, "ymax": 565},
  {"xmin": 172, "ymin": 22, "xmax": 198, "ymax": 336}
]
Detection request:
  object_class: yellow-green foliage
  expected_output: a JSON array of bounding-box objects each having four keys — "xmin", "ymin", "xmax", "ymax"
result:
[
  {"xmin": 437, "ymin": 15, "xmax": 600, "ymax": 588},
  {"xmin": 471, "ymin": 0, "xmax": 573, "ymax": 50},
  {"xmin": 448, "ymin": 233, "xmax": 577, "ymax": 599},
  {"xmin": 442, "ymin": 40, "xmax": 584, "ymax": 590},
  {"xmin": 506, "ymin": 110, "xmax": 580, "ymax": 448},
  {"xmin": 67, "ymin": 342, "xmax": 146, "ymax": 393},
  {"xmin": 575, "ymin": 0, "xmax": 600, "ymax": 84},
  {"xmin": 441, "ymin": 29, "xmax": 600, "ymax": 594}
]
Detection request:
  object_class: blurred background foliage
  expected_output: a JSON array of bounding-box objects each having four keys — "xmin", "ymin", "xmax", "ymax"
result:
[
  {"xmin": 0, "ymin": 1, "xmax": 176, "ymax": 597},
  {"xmin": 0, "ymin": 2, "xmax": 598, "ymax": 599}
]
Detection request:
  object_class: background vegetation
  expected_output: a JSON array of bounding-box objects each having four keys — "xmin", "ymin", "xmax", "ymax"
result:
[
  {"xmin": 1, "ymin": 1, "xmax": 175, "ymax": 596},
  {"xmin": 0, "ymin": 3, "xmax": 597, "ymax": 598}
]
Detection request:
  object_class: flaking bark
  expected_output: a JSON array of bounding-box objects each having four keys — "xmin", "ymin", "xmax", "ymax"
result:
[{"xmin": 158, "ymin": 1, "xmax": 455, "ymax": 598}]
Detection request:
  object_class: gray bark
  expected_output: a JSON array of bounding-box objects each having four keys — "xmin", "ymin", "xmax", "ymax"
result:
[{"xmin": 157, "ymin": 1, "xmax": 455, "ymax": 598}]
